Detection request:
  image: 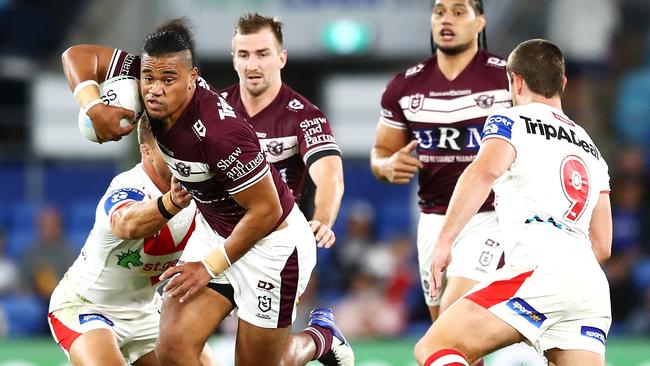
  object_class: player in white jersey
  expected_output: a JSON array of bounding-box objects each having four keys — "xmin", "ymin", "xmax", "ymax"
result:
[
  {"xmin": 47, "ymin": 118, "xmax": 216, "ymax": 366},
  {"xmin": 414, "ymin": 39, "xmax": 612, "ymax": 366}
]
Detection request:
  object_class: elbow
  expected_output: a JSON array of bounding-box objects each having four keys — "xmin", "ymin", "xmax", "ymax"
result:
[
  {"xmin": 112, "ymin": 221, "xmax": 144, "ymax": 240},
  {"xmin": 61, "ymin": 45, "xmax": 83, "ymax": 67},
  {"xmin": 260, "ymin": 201, "xmax": 283, "ymax": 228}
]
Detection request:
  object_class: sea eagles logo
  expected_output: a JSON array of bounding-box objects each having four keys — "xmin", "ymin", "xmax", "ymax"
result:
[
  {"xmin": 116, "ymin": 248, "xmax": 143, "ymax": 269},
  {"xmin": 475, "ymin": 94, "xmax": 495, "ymax": 109},
  {"xmin": 258, "ymin": 296, "xmax": 272, "ymax": 312},
  {"xmin": 288, "ymin": 98, "xmax": 304, "ymax": 110},
  {"xmin": 405, "ymin": 63, "xmax": 424, "ymax": 77},
  {"xmin": 266, "ymin": 141, "xmax": 284, "ymax": 156},
  {"xmin": 408, "ymin": 93, "xmax": 425, "ymax": 113},
  {"xmin": 175, "ymin": 162, "xmax": 191, "ymax": 177}
]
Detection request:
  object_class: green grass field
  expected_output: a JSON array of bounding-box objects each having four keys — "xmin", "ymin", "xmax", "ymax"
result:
[{"xmin": 2, "ymin": 336, "xmax": 649, "ymax": 366}]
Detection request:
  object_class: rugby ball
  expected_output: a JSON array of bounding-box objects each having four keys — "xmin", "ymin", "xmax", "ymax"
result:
[{"xmin": 77, "ymin": 75, "xmax": 144, "ymax": 142}]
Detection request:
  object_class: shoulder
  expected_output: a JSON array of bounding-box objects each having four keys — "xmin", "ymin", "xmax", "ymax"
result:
[
  {"xmin": 106, "ymin": 49, "xmax": 141, "ymax": 79},
  {"xmin": 280, "ymin": 84, "xmax": 321, "ymax": 114},
  {"xmin": 102, "ymin": 166, "xmax": 148, "ymax": 215},
  {"xmin": 386, "ymin": 56, "xmax": 436, "ymax": 91},
  {"xmin": 218, "ymin": 84, "xmax": 239, "ymax": 103},
  {"xmin": 195, "ymin": 87, "xmax": 242, "ymax": 126},
  {"xmin": 106, "ymin": 166, "xmax": 145, "ymax": 191},
  {"xmin": 477, "ymin": 50, "xmax": 507, "ymax": 70},
  {"xmin": 193, "ymin": 90, "xmax": 256, "ymax": 145}
]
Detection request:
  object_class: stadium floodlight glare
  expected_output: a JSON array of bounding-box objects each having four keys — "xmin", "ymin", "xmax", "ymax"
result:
[{"xmin": 322, "ymin": 19, "xmax": 372, "ymax": 55}]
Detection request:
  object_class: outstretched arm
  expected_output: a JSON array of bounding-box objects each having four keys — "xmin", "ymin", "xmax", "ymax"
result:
[
  {"xmin": 430, "ymin": 138, "xmax": 514, "ymax": 297},
  {"xmin": 111, "ymin": 176, "xmax": 192, "ymax": 239}
]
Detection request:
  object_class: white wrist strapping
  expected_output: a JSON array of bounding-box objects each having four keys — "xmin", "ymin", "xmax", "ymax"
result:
[
  {"xmin": 218, "ymin": 246, "xmax": 232, "ymax": 267},
  {"xmin": 83, "ymin": 99, "xmax": 103, "ymax": 114},
  {"xmin": 73, "ymin": 80, "xmax": 99, "ymax": 98},
  {"xmin": 201, "ymin": 260, "xmax": 218, "ymax": 279}
]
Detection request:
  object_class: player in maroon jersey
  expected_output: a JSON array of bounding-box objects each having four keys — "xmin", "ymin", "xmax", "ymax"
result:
[
  {"xmin": 371, "ymin": 0, "xmax": 511, "ymax": 324},
  {"xmin": 220, "ymin": 13, "xmax": 344, "ymax": 249},
  {"xmin": 63, "ymin": 18, "xmax": 352, "ymax": 366}
]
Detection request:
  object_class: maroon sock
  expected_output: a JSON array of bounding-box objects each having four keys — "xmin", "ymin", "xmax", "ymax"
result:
[
  {"xmin": 474, "ymin": 359, "xmax": 485, "ymax": 366},
  {"xmin": 303, "ymin": 325, "xmax": 333, "ymax": 360}
]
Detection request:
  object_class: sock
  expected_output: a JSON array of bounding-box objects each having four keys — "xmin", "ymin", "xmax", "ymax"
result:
[
  {"xmin": 474, "ymin": 359, "xmax": 485, "ymax": 366},
  {"xmin": 303, "ymin": 325, "xmax": 333, "ymax": 360},
  {"xmin": 424, "ymin": 348, "xmax": 469, "ymax": 366}
]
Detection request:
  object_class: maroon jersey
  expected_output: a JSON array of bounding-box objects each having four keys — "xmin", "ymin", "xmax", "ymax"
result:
[
  {"xmin": 219, "ymin": 84, "xmax": 341, "ymax": 206},
  {"xmin": 107, "ymin": 49, "xmax": 295, "ymax": 237},
  {"xmin": 380, "ymin": 50, "xmax": 511, "ymax": 214}
]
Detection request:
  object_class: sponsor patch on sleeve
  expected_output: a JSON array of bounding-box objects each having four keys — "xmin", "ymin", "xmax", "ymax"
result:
[
  {"xmin": 581, "ymin": 326, "xmax": 607, "ymax": 345},
  {"xmin": 79, "ymin": 313, "xmax": 114, "ymax": 327},
  {"xmin": 103, "ymin": 188, "xmax": 146, "ymax": 214},
  {"xmin": 506, "ymin": 297, "xmax": 546, "ymax": 328},
  {"xmin": 481, "ymin": 114, "xmax": 515, "ymax": 140}
]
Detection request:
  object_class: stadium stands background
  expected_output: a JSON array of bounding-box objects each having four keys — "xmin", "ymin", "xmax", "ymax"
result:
[{"xmin": 1, "ymin": 0, "xmax": 649, "ymax": 364}]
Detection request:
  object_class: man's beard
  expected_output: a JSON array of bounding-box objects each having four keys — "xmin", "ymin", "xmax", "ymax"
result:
[{"xmin": 435, "ymin": 39, "xmax": 474, "ymax": 56}]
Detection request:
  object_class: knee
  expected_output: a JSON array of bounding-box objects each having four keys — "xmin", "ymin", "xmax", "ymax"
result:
[
  {"xmin": 413, "ymin": 338, "xmax": 432, "ymax": 366},
  {"xmin": 156, "ymin": 337, "xmax": 201, "ymax": 366}
]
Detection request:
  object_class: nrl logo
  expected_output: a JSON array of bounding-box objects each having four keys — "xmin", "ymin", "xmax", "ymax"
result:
[
  {"xmin": 116, "ymin": 248, "xmax": 143, "ymax": 269},
  {"xmin": 258, "ymin": 296, "xmax": 272, "ymax": 312},
  {"xmin": 175, "ymin": 162, "xmax": 191, "ymax": 177},
  {"xmin": 266, "ymin": 141, "xmax": 284, "ymax": 156},
  {"xmin": 478, "ymin": 251, "xmax": 493, "ymax": 267},
  {"xmin": 408, "ymin": 93, "xmax": 425, "ymax": 113},
  {"xmin": 474, "ymin": 94, "xmax": 495, "ymax": 109}
]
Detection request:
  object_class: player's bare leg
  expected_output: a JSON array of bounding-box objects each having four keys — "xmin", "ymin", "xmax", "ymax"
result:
[
  {"xmin": 69, "ymin": 328, "xmax": 126, "ymax": 366},
  {"xmin": 438, "ymin": 276, "xmax": 483, "ymax": 365},
  {"xmin": 280, "ymin": 308, "xmax": 354, "ymax": 366},
  {"xmin": 545, "ymin": 348, "xmax": 604, "ymax": 366},
  {"xmin": 156, "ymin": 288, "xmax": 234, "ymax": 366},
  {"xmin": 439, "ymin": 276, "xmax": 477, "ymax": 313},
  {"xmin": 413, "ymin": 298, "xmax": 524, "ymax": 365},
  {"xmin": 132, "ymin": 351, "xmax": 157, "ymax": 366},
  {"xmin": 235, "ymin": 319, "xmax": 291, "ymax": 365},
  {"xmin": 281, "ymin": 332, "xmax": 316, "ymax": 365}
]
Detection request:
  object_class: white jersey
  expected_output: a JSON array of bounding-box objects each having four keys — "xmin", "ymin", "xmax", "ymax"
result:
[
  {"xmin": 57, "ymin": 163, "xmax": 197, "ymax": 310},
  {"xmin": 481, "ymin": 103, "xmax": 610, "ymax": 256}
]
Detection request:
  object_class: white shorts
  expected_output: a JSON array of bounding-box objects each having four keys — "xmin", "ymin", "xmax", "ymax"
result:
[
  {"xmin": 417, "ymin": 211, "xmax": 504, "ymax": 306},
  {"xmin": 464, "ymin": 240, "xmax": 611, "ymax": 356},
  {"xmin": 48, "ymin": 277, "xmax": 160, "ymax": 363},
  {"xmin": 181, "ymin": 204, "xmax": 316, "ymax": 329}
]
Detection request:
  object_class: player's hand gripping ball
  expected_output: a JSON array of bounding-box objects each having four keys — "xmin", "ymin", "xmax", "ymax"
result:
[{"xmin": 78, "ymin": 75, "xmax": 144, "ymax": 142}]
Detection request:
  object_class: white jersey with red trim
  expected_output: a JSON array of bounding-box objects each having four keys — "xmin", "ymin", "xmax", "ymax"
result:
[
  {"xmin": 481, "ymin": 102, "xmax": 609, "ymax": 252},
  {"xmin": 54, "ymin": 163, "xmax": 197, "ymax": 310}
]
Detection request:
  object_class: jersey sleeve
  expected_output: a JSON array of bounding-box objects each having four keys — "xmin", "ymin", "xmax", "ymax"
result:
[
  {"xmin": 481, "ymin": 111, "xmax": 521, "ymax": 157},
  {"xmin": 379, "ymin": 74, "xmax": 408, "ymax": 130},
  {"xmin": 295, "ymin": 110, "xmax": 341, "ymax": 167},
  {"xmin": 101, "ymin": 176, "xmax": 147, "ymax": 219},
  {"xmin": 105, "ymin": 49, "xmax": 142, "ymax": 80},
  {"xmin": 206, "ymin": 118, "xmax": 270, "ymax": 195}
]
